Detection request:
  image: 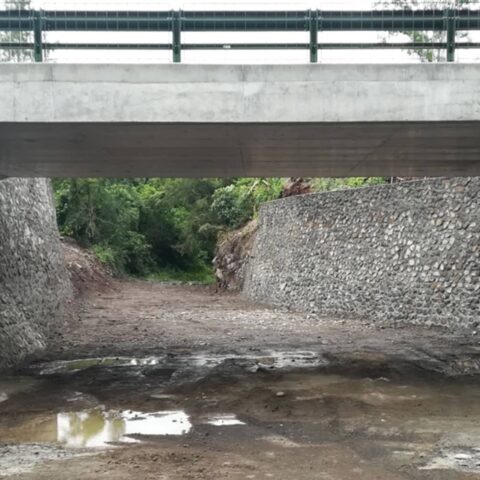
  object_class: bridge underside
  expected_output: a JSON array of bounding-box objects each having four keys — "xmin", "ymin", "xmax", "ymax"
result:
[
  {"xmin": 1, "ymin": 64, "xmax": 480, "ymax": 178},
  {"xmin": 0, "ymin": 121, "xmax": 479, "ymax": 178}
]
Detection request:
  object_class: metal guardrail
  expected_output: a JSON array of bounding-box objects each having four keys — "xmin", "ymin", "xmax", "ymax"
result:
[{"xmin": 1, "ymin": 9, "xmax": 480, "ymax": 63}]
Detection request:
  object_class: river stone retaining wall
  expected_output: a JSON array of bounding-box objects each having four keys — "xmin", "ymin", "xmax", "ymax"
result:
[
  {"xmin": 0, "ymin": 178, "xmax": 72, "ymax": 369},
  {"xmin": 244, "ymin": 178, "xmax": 480, "ymax": 329}
]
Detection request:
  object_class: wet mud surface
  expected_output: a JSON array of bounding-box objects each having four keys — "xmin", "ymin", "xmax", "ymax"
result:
[
  {"xmin": 47, "ymin": 281, "xmax": 480, "ymax": 370},
  {"xmin": 2, "ymin": 350, "xmax": 480, "ymax": 479},
  {"xmin": 1, "ymin": 281, "xmax": 480, "ymax": 479}
]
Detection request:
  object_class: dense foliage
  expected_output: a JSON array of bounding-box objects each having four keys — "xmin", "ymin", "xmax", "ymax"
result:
[{"xmin": 53, "ymin": 178, "xmax": 284, "ymax": 278}]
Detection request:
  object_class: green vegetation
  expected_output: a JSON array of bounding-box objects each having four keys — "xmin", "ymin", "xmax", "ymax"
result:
[
  {"xmin": 146, "ymin": 267, "xmax": 215, "ymax": 284},
  {"xmin": 53, "ymin": 178, "xmax": 283, "ymax": 279},
  {"xmin": 311, "ymin": 177, "xmax": 388, "ymax": 192}
]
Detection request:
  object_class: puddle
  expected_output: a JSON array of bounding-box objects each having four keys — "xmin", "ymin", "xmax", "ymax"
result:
[
  {"xmin": 205, "ymin": 414, "xmax": 245, "ymax": 426},
  {"xmin": 0, "ymin": 407, "xmax": 248, "ymax": 449},
  {"xmin": 33, "ymin": 350, "xmax": 327, "ymax": 376},
  {"xmin": 2, "ymin": 351, "xmax": 480, "ymax": 478},
  {"xmin": 36, "ymin": 357, "xmax": 162, "ymax": 375},
  {"xmin": 58, "ymin": 409, "xmax": 192, "ymax": 447}
]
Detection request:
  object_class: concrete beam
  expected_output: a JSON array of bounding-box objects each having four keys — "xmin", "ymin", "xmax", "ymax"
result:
[{"xmin": 0, "ymin": 64, "xmax": 479, "ymax": 177}]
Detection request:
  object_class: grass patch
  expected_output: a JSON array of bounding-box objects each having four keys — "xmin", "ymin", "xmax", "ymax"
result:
[{"xmin": 145, "ymin": 267, "xmax": 215, "ymax": 284}]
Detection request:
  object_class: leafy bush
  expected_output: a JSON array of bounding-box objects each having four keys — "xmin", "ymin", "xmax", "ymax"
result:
[
  {"xmin": 91, "ymin": 245, "xmax": 118, "ymax": 271},
  {"xmin": 311, "ymin": 177, "xmax": 388, "ymax": 192}
]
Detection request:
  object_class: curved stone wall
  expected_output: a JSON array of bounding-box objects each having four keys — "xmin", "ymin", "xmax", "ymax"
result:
[
  {"xmin": 0, "ymin": 178, "xmax": 72, "ymax": 369},
  {"xmin": 244, "ymin": 178, "xmax": 480, "ymax": 329}
]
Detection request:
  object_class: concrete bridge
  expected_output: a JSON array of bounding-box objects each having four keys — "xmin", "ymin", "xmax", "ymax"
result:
[{"xmin": 0, "ymin": 63, "xmax": 479, "ymax": 178}]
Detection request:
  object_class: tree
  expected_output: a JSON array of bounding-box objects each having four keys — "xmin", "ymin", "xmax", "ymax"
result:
[
  {"xmin": 0, "ymin": 0, "xmax": 35, "ymax": 62},
  {"xmin": 375, "ymin": 0, "xmax": 476, "ymax": 62}
]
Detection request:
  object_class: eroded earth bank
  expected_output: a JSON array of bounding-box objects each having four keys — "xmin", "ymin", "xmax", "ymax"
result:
[{"xmin": 1, "ymin": 277, "xmax": 480, "ymax": 480}]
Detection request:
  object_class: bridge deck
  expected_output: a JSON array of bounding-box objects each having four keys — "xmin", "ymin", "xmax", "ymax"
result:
[{"xmin": 0, "ymin": 64, "xmax": 479, "ymax": 177}]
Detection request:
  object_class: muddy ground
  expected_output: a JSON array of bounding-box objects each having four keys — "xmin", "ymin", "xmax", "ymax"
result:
[
  {"xmin": 50, "ymin": 280, "xmax": 480, "ymax": 372},
  {"xmin": 1, "ymin": 280, "xmax": 480, "ymax": 479}
]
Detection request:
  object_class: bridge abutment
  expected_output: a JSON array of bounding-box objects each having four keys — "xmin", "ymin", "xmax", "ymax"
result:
[{"xmin": 0, "ymin": 178, "xmax": 72, "ymax": 369}]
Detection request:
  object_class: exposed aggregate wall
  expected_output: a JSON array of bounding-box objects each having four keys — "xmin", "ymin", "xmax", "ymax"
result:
[
  {"xmin": 244, "ymin": 178, "xmax": 480, "ymax": 329},
  {"xmin": 0, "ymin": 178, "xmax": 71, "ymax": 369}
]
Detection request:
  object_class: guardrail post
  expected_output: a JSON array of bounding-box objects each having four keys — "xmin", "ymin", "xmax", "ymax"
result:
[
  {"xmin": 445, "ymin": 8, "xmax": 456, "ymax": 62},
  {"xmin": 309, "ymin": 10, "xmax": 318, "ymax": 63},
  {"xmin": 172, "ymin": 10, "xmax": 181, "ymax": 63},
  {"xmin": 33, "ymin": 10, "xmax": 43, "ymax": 62}
]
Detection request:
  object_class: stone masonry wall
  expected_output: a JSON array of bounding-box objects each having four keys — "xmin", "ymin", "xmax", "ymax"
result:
[
  {"xmin": 0, "ymin": 178, "xmax": 72, "ymax": 369},
  {"xmin": 244, "ymin": 178, "xmax": 480, "ymax": 329}
]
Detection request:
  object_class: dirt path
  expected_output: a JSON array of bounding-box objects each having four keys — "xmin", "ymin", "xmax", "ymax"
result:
[{"xmin": 49, "ymin": 279, "xmax": 479, "ymax": 376}]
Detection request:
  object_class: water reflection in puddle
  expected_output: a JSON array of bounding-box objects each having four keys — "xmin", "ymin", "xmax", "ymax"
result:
[
  {"xmin": 57, "ymin": 409, "xmax": 247, "ymax": 447},
  {"xmin": 58, "ymin": 409, "xmax": 192, "ymax": 447},
  {"xmin": 38, "ymin": 357, "xmax": 161, "ymax": 375},
  {"xmin": 35, "ymin": 350, "xmax": 326, "ymax": 376},
  {"xmin": 0, "ymin": 407, "xmax": 246, "ymax": 449},
  {"xmin": 206, "ymin": 414, "xmax": 245, "ymax": 426}
]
